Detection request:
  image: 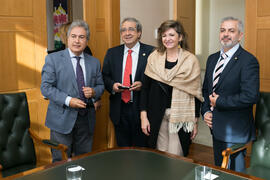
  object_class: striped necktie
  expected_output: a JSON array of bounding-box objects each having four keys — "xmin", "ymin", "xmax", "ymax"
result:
[{"xmin": 212, "ymin": 53, "xmax": 228, "ymax": 92}]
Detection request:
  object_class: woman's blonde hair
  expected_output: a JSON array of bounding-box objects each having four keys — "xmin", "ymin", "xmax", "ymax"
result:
[{"xmin": 59, "ymin": 22, "xmax": 71, "ymax": 45}]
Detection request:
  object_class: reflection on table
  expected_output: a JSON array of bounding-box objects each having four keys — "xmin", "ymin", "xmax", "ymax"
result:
[{"xmin": 4, "ymin": 148, "xmax": 262, "ymax": 180}]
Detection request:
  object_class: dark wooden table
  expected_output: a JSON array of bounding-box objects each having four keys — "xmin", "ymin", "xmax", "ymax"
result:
[{"xmin": 3, "ymin": 147, "xmax": 262, "ymax": 180}]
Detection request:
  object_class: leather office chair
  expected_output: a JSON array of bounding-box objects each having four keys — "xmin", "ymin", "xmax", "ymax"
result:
[
  {"xmin": 221, "ymin": 92, "xmax": 270, "ymax": 179},
  {"xmin": 0, "ymin": 92, "xmax": 68, "ymax": 177}
]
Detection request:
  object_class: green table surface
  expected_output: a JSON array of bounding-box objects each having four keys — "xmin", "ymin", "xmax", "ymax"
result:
[{"xmin": 15, "ymin": 149, "xmax": 250, "ymax": 180}]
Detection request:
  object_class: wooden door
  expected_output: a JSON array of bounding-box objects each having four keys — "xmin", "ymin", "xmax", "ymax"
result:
[
  {"xmin": 174, "ymin": 0, "xmax": 196, "ymax": 53},
  {"xmin": 246, "ymin": 0, "xmax": 270, "ymax": 92},
  {"xmin": 0, "ymin": 0, "xmax": 50, "ymax": 165},
  {"xmin": 83, "ymin": 0, "xmax": 120, "ymax": 149}
]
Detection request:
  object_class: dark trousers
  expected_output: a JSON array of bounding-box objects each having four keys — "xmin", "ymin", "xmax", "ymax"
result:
[
  {"xmin": 114, "ymin": 101, "xmax": 147, "ymax": 147},
  {"xmin": 212, "ymin": 136, "xmax": 246, "ymax": 172},
  {"xmin": 50, "ymin": 113, "xmax": 93, "ymax": 162}
]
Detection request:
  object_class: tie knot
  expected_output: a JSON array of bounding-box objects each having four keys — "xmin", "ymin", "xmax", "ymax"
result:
[
  {"xmin": 128, "ymin": 49, "xmax": 132, "ymax": 54},
  {"xmin": 74, "ymin": 56, "xmax": 81, "ymax": 61},
  {"xmin": 221, "ymin": 53, "xmax": 228, "ymax": 60}
]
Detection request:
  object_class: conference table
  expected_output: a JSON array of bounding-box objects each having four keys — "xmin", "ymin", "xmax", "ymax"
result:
[{"xmin": 4, "ymin": 148, "xmax": 262, "ymax": 180}]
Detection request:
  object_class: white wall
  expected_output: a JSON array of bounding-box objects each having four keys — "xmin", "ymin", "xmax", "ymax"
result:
[
  {"xmin": 208, "ymin": 0, "xmax": 245, "ymax": 55},
  {"xmin": 196, "ymin": 0, "xmax": 245, "ymax": 69},
  {"xmin": 120, "ymin": 0, "xmax": 174, "ymax": 46}
]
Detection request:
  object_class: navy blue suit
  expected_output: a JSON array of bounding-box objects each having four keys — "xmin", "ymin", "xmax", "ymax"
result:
[
  {"xmin": 201, "ymin": 45, "xmax": 259, "ymax": 171},
  {"xmin": 102, "ymin": 43, "xmax": 154, "ymax": 147}
]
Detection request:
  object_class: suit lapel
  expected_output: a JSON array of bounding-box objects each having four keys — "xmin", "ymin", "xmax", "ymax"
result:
[
  {"xmin": 63, "ymin": 49, "xmax": 79, "ymax": 93},
  {"xmin": 209, "ymin": 53, "xmax": 220, "ymax": 90},
  {"xmin": 135, "ymin": 43, "xmax": 147, "ymax": 81},
  {"xmin": 116, "ymin": 45, "xmax": 125, "ymax": 83},
  {"xmin": 215, "ymin": 46, "xmax": 243, "ymax": 90},
  {"xmin": 84, "ymin": 53, "xmax": 92, "ymax": 87}
]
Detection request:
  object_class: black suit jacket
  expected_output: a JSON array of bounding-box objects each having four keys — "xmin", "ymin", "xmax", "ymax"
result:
[
  {"xmin": 102, "ymin": 42, "xmax": 154, "ymax": 125},
  {"xmin": 201, "ymin": 45, "xmax": 259, "ymax": 143}
]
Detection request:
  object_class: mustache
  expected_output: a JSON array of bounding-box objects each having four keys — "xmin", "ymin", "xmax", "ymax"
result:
[
  {"xmin": 124, "ymin": 35, "xmax": 133, "ymax": 38},
  {"xmin": 222, "ymin": 36, "xmax": 231, "ymax": 41}
]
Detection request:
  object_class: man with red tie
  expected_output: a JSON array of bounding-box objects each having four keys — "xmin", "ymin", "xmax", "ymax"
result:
[{"xmin": 102, "ymin": 17, "xmax": 154, "ymax": 147}]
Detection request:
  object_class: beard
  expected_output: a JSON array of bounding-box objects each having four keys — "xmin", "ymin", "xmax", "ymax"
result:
[{"xmin": 220, "ymin": 37, "xmax": 239, "ymax": 49}]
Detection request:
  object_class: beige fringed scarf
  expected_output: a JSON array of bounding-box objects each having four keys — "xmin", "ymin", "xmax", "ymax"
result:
[{"xmin": 144, "ymin": 49, "xmax": 204, "ymax": 133}]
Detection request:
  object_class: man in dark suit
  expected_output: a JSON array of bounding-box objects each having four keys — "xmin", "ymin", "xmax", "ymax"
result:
[
  {"xmin": 41, "ymin": 20, "xmax": 104, "ymax": 162},
  {"xmin": 201, "ymin": 16, "xmax": 259, "ymax": 172},
  {"xmin": 102, "ymin": 17, "xmax": 154, "ymax": 147}
]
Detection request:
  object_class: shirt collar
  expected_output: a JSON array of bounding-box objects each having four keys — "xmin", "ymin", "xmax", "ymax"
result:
[
  {"xmin": 220, "ymin": 43, "xmax": 240, "ymax": 58},
  {"xmin": 124, "ymin": 41, "xmax": 140, "ymax": 54},
  {"xmin": 68, "ymin": 48, "xmax": 85, "ymax": 59}
]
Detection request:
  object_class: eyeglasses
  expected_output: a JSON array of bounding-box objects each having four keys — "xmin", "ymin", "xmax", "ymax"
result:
[
  {"xmin": 120, "ymin": 27, "xmax": 137, "ymax": 33},
  {"xmin": 70, "ymin": 34, "xmax": 87, "ymax": 41}
]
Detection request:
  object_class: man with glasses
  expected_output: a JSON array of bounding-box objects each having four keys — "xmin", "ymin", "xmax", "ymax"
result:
[
  {"xmin": 102, "ymin": 17, "xmax": 154, "ymax": 147},
  {"xmin": 41, "ymin": 20, "xmax": 104, "ymax": 162}
]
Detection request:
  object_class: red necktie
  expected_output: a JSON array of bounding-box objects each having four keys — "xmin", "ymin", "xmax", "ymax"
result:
[{"xmin": 122, "ymin": 49, "xmax": 132, "ymax": 103}]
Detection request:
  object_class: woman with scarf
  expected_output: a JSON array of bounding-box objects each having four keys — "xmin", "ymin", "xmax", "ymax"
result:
[{"xmin": 140, "ymin": 20, "xmax": 203, "ymax": 156}]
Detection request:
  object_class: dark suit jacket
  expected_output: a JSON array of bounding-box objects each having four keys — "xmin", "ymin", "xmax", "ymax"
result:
[
  {"xmin": 102, "ymin": 42, "xmax": 154, "ymax": 125},
  {"xmin": 201, "ymin": 45, "xmax": 259, "ymax": 143},
  {"xmin": 41, "ymin": 49, "xmax": 104, "ymax": 134}
]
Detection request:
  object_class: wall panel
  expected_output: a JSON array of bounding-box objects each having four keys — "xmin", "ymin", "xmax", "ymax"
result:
[
  {"xmin": 246, "ymin": 0, "xmax": 270, "ymax": 92},
  {"xmin": 175, "ymin": 0, "xmax": 195, "ymax": 53},
  {"xmin": 84, "ymin": 0, "xmax": 120, "ymax": 150}
]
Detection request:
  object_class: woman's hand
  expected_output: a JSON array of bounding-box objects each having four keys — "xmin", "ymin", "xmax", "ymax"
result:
[
  {"xmin": 190, "ymin": 117, "xmax": 199, "ymax": 140},
  {"xmin": 141, "ymin": 111, "xmax": 150, "ymax": 136}
]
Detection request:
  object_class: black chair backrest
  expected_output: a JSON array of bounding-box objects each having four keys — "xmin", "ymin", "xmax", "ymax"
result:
[
  {"xmin": 251, "ymin": 92, "xmax": 270, "ymax": 168},
  {"xmin": 0, "ymin": 92, "xmax": 36, "ymax": 170}
]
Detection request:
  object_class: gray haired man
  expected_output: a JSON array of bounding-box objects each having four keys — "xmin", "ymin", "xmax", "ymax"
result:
[{"xmin": 41, "ymin": 20, "xmax": 104, "ymax": 162}]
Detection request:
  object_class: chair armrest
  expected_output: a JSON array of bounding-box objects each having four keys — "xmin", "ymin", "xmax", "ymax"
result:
[
  {"xmin": 221, "ymin": 143, "xmax": 250, "ymax": 169},
  {"xmin": 0, "ymin": 164, "xmax": 2, "ymax": 178},
  {"xmin": 29, "ymin": 129, "xmax": 68, "ymax": 160}
]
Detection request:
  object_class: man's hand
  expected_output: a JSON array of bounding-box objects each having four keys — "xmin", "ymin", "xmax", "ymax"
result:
[
  {"xmin": 209, "ymin": 92, "xmax": 219, "ymax": 108},
  {"xmin": 94, "ymin": 100, "xmax": 101, "ymax": 111},
  {"xmin": 129, "ymin": 81, "xmax": 142, "ymax": 91},
  {"xmin": 112, "ymin": 82, "xmax": 124, "ymax": 93},
  {"xmin": 83, "ymin": 87, "xmax": 95, "ymax": 98},
  {"xmin": 69, "ymin": 98, "xmax": 87, "ymax": 108},
  {"xmin": 141, "ymin": 111, "xmax": 150, "ymax": 136},
  {"xmin": 204, "ymin": 111, "xmax": 213, "ymax": 128}
]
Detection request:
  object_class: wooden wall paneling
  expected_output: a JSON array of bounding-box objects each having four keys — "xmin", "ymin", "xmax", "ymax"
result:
[
  {"xmin": 246, "ymin": 0, "xmax": 270, "ymax": 92},
  {"xmin": 32, "ymin": 0, "xmax": 50, "ymax": 165},
  {"xmin": 174, "ymin": 0, "xmax": 195, "ymax": 53},
  {"xmin": 104, "ymin": 0, "xmax": 120, "ymax": 148},
  {"xmin": 0, "ymin": 0, "xmax": 33, "ymax": 17},
  {"xmin": 83, "ymin": 0, "xmax": 120, "ymax": 150},
  {"xmin": 0, "ymin": 32, "xmax": 17, "ymax": 91},
  {"xmin": 245, "ymin": 0, "xmax": 257, "ymax": 54},
  {"xmin": 256, "ymin": 30, "xmax": 270, "ymax": 91},
  {"xmin": 257, "ymin": 0, "xmax": 270, "ymax": 17}
]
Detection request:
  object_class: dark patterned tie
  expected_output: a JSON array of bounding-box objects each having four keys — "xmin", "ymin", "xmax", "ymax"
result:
[
  {"xmin": 210, "ymin": 53, "xmax": 228, "ymax": 111},
  {"xmin": 212, "ymin": 53, "xmax": 228, "ymax": 92},
  {"xmin": 75, "ymin": 56, "xmax": 87, "ymax": 115}
]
